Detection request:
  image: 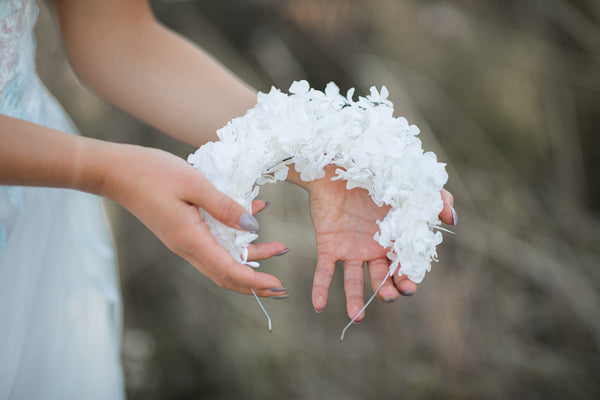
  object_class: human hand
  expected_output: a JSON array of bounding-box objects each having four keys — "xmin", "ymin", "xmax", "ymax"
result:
[
  {"xmin": 95, "ymin": 143, "xmax": 288, "ymax": 297},
  {"xmin": 307, "ymin": 166, "xmax": 456, "ymax": 321}
]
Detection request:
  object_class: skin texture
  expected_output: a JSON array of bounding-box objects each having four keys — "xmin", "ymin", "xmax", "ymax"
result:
[
  {"xmin": 298, "ymin": 167, "xmax": 455, "ymax": 321},
  {"xmin": 0, "ymin": 116, "xmax": 287, "ymax": 296},
  {"xmin": 0, "ymin": 0, "xmax": 457, "ymax": 319}
]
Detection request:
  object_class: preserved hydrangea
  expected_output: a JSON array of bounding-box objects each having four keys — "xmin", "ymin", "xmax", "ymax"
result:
[{"xmin": 188, "ymin": 80, "xmax": 449, "ymax": 284}]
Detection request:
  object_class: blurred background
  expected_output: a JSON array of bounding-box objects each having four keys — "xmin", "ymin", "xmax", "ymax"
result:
[{"xmin": 35, "ymin": 0, "xmax": 599, "ymax": 399}]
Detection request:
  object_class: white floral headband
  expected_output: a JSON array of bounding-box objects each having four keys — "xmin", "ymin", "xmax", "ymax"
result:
[{"xmin": 188, "ymin": 81, "xmax": 450, "ymax": 337}]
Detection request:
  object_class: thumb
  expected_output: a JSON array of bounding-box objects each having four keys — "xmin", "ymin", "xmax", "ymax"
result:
[{"xmin": 191, "ymin": 172, "xmax": 260, "ymax": 232}]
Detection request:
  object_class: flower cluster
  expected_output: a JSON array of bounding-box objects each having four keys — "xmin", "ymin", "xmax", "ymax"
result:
[{"xmin": 188, "ymin": 81, "xmax": 448, "ymax": 283}]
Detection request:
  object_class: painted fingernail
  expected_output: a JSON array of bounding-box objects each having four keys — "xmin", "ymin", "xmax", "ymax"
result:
[
  {"xmin": 271, "ymin": 294, "xmax": 290, "ymax": 300},
  {"xmin": 239, "ymin": 212, "xmax": 260, "ymax": 231},
  {"xmin": 401, "ymin": 290, "xmax": 415, "ymax": 297},
  {"xmin": 352, "ymin": 319, "xmax": 363, "ymax": 325},
  {"xmin": 255, "ymin": 201, "xmax": 270, "ymax": 214},
  {"xmin": 273, "ymin": 248, "xmax": 291, "ymax": 257},
  {"xmin": 450, "ymin": 206, "xmax": 457, "ymax": 226},
  {"xmin": 314, "ymin": 307, "xmax": 323, "ymax": 314},
  {"xmin": 268, "ymin": 287, "xmax": 287, "ymax": 292},
  {"xmin": 382, "ymin": 297, "xmax": 397, "ymax": 303}
]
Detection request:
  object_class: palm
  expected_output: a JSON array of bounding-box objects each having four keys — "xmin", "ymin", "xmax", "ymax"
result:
[
  {"xmin": 300, "ymin": 167, "xmax": 453, "ymax": 320},
  {"xmin": 306, "ymin": 167, "xmax": 406, "ymax": 321},
  {"xmin": 310, "ymin": 177, "xmax": 388, "ymax": 263}
]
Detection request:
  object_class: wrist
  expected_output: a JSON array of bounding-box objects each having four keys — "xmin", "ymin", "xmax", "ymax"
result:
[
  {"xmin": 286, "ymin": 164, "xmax": 341, "ymax": 195},
  {"xmin": 77, "ymin": 137, "xmax": 124, "ymax": 199}
]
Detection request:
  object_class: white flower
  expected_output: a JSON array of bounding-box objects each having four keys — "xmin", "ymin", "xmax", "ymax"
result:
[
  {"xmin": 365, "ymin": 85, "xmax": 392, "ymax": 107},
  {"xmin": 188, "ymin": 81, "xmax": 449, "ymax": 284},
  {"xmin": 289, "ymin": 80, "xmax": 310, "ymax": 94}
]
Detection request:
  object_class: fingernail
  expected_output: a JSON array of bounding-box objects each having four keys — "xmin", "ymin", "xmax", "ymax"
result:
[
  {"xmin": 382, "ymin": 297, "xmax": 397, "ymax": 303},
  {"xmin": 450, "ymin": 206, "xmax": 457, "ymax": 226},
  {"xmin": 401, "ymin": 290, "xmax": 415, "ymax": 297},
  {"xmin": 239, "ymin": 212, "xmax": 260, "ymax": 231},
  {"xmin": 268, "ymin": 287, "xmax": 287, "ymax": 292},
  {"xmin": 273, "ymin": 248, "xmax": 291, "ymax": 257},
  {"xmin": 352, "ymin": 319, "xmax": 363, "ymax": 325},
  {"xmin": 255, "ymin": 201, "xmax": 270, "ymax": 215},
  {"xmin": 271, "ymin": 294, "xmax": 290, "ymax": 300},
  {"xmin": 314, "ymin": 307, "xmax": 323, "ymax": 314}
]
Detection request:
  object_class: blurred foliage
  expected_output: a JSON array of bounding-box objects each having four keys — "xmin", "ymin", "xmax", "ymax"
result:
[{"xmin": 35, "ymin": 0, "xmax": 600, "ymax": 399}]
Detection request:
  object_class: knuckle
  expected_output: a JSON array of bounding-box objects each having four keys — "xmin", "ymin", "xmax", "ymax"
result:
[
  {"xmin": 213, "ymin": 276, "xmax": 227, "ymax": 289},
  {"xmin": 163, "ymin": 235, "xmax": 186, "ymax": 256},
  {"xmin": 214, "ymin": 197, "xmax": 237, "ymax": 222},
  {"xmin": 215, "ymin": 269, "xmax": 233, "ymax": 290},
  {"xmin": 345, "ymin": 276, "xmax": 363, "ymax": 286},
  {"xmin": 316, "ymin": 266, "xmax": 334, "ymax": 278},
  {"xmin": 169, "ymin": 232, "xmax": 197, "ymax": 256}
]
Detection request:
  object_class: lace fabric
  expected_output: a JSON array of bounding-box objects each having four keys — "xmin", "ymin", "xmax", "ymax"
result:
[
  {"xmin": 0, "ymin": 0, "xmax": 36, "ymax": 253},
  {"xmin": 0, "ymin": 1, "xmax": 125, "ymax": 398},
  {"xmin": 0, "ymin": 0, "xmax": 37, "ymax": 112},
  {"xmin": 0, "ymin": 0, "xmax": 32, "ymax": 90}
]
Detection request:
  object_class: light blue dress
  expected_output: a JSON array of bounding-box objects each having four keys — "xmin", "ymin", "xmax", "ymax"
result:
[{"xmin": 0, "ymin": 1, "xmax": 125, "ymax": 398}]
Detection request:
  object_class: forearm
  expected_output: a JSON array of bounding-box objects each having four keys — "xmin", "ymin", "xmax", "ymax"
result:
[
  {"xmin": 51, "ymin": 0, "xmax": 311, "ymax": 192},
  {"xmin": 54, "ymin": 0, "xmax": 257, "ymax": 148},
  {"xmin": 0, "ymin": 114, "xmax": 112, "ymax": 195}
]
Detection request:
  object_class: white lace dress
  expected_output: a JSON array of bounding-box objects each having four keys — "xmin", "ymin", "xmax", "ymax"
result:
[{"xmin": 0, "ymin": 1, "xmax": 124, "ymax": 398}]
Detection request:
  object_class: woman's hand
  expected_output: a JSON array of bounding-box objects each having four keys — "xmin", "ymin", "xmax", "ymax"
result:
[
  {"xmin": 92, "ymin": 142, "xmax": 288, "ymax": 297},
  {"xmin": 305, "ymin": 166, "xmax": 456, "ymax": 321}
]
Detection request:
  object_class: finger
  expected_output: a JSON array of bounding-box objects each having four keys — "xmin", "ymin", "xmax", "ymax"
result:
[
  {"xmin": 252, "ymin": 200, "xmax": 269, "ymax": 215},
  {"xmin": 189, "ymin": 171, "xmax": 260, "ymax": 232},
  {"xmin": 367, "ymin": 258, "xmax": 399, "ymax": 302},
  {"xmin": 439, "ymin": 189, "xmax": 456, "ymax": 225},
  {"xmin": 192, "ymin": 254, "xmax": 285, "ymax": 297},
  {"xmin": 312, "ymin": 253, "xmax": 336, "ymax": 312},
  {"xmin": 183, "ymin": 221, "xmax": 283, "ymax": 296},
  {"xmin": 392, "ymin": 273, "xmax": 417, "ymax": 296},
  {"xmin": 246, "ymin": 242, "xmax": 287, "ymax": 261},
  {"xmin": 343, "ymin": 260, "xmax": 366, "ymax": 322}
]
